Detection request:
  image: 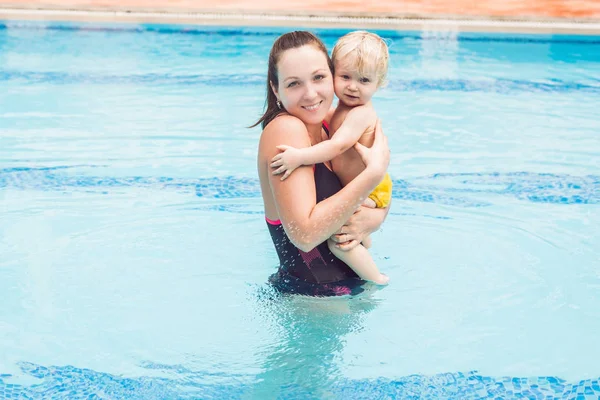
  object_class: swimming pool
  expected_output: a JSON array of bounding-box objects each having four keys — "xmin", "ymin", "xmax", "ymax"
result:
[{"xmin": 1, "ymin": 20, "xmax": 599, "ymax": 399}]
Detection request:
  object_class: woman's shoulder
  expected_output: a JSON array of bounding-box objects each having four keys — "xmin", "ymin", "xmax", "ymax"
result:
[
  {"xmin": 261, "ymin": 114, "xmax": 310, "ymax": 145},
  {"xmin": 264, "ymin": 114, "xmax": 307, "ymax": 133}
]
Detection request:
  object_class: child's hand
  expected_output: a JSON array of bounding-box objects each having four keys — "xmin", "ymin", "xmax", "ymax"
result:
[
  {"xmin": 362, "ymin": 197, "xmax": 377, "ymax": 208},
  {"xmin": 270, "ymin": 145, "xmax": 303, "ymax": 181}
]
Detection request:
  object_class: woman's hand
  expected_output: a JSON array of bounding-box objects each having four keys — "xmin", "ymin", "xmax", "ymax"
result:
[
  {"xmin": 330, "ymin": 205, "xmax": 389, "ymax": 251},
  {"xmin": 353, "ymin": 118, "xmax": 390, "ymax": 180}
]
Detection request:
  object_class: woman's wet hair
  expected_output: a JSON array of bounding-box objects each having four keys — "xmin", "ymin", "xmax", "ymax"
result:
[{"xmin": 251, "ymin": 31, "xmax": 333, "ymax": 129}]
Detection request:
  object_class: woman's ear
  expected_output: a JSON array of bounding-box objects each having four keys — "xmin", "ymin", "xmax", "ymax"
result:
[{"xmin": 269, "ymin": 81, "xmax": 279, "ymax": 100}]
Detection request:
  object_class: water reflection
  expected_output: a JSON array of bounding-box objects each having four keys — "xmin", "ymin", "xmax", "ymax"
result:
[
  {"xmin": 249, "ymin": 286, "xmax": 381, "ymax": 399},
  {"xmin": 419, "ymin": 28, "xmax": 459, "ymax": 79}
]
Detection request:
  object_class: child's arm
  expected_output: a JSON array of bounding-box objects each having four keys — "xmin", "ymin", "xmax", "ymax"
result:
[{"xmin": 271, "ymin": 106, "xmax": 372, "ymax": 180}]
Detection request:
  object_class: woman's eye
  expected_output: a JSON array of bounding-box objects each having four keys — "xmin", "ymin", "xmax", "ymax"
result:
[
  {"xmin": 287, "ymin": 81, "xmax": 298, "ymax": 88},
  {"xmin": 314, "ymin": 75, "xmax": 325, "ymax": 81}
]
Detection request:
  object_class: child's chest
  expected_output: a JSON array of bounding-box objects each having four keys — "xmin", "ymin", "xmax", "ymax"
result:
[{"xmin": 330, "ymin": 107, "xmax": 376, "ymax": 147}]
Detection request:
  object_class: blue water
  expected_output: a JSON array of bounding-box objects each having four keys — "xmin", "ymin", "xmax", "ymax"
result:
[{"xmin": 1, "ymin": 20, "xmax": 600, "ymax": 399}]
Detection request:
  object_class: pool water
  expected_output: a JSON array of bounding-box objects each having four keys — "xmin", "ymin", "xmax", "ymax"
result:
[{"xmin": 1, "ymin": 21, "xmax": 599, "ymax": 399}]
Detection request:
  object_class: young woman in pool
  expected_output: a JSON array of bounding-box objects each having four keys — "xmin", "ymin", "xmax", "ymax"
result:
[
  {"xmin": 269, "ymin": 31, "xmax": 392, "ymax": 285},
  {"xmin": 254, "ymin": 31, "xmax": 390, "ymax": 296}
]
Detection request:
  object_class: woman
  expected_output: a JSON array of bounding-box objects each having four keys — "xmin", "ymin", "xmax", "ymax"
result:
[{"xmin": 254, "ymin": 31, "xmax": 390, "ymax": 296}]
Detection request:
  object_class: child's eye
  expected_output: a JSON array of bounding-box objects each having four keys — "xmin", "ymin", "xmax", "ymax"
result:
[
  {"xmin": 360, "ymin": 77, "xmax": 371, "ymax": 83},
  {"xmin": 341, "ymin": 75, "xmax": 350, "ymax": 80}
]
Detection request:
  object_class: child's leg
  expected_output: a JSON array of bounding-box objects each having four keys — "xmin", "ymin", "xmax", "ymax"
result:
[
  {"xmin": 328, "ymin": 239, "xmax": 389, "ymax": 285},
  {"xmin": 360, "ymin": 198, "xmax": 376, "ymax": 249}
]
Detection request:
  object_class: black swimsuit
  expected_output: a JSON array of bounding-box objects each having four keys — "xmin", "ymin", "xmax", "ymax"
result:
[{"xmin": 266, "ymin": 124, "xmax": 365, "ymax": 296}]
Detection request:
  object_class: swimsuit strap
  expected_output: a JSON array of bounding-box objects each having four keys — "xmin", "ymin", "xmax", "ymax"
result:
[{"xmin": 322, "ymin": 121, "xmax": 330, "ymax": 137}]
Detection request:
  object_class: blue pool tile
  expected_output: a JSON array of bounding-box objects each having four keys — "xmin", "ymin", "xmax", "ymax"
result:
[{"xmin": 584, "ymin": 386, "xmax": 594, "ymax": 395}]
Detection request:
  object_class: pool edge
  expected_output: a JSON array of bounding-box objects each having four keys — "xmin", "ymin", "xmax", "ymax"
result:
[{"xmin": 1, "ymin": 7, "xmax": 600, "ymax": 34}]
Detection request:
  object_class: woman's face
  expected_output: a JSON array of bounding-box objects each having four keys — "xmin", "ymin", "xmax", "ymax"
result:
[{"xmin": 272, "ymin": 45, "xmax": 334, "ymax": 126}]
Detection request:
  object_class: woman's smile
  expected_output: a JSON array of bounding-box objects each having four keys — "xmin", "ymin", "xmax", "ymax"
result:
[{"xmin": 302, "ymin": 101, "xmax": 323, "ymax": 112}]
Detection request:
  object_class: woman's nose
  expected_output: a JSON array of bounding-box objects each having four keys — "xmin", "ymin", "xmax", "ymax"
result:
[{"xmin": 304, "ymin": 83, "xmax": 318, "ymax": 99}]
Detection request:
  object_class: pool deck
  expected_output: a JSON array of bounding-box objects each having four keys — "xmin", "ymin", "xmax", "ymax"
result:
[{"xmin": 1, "ymin": 0, "xmax": 600, "ymax": 33}]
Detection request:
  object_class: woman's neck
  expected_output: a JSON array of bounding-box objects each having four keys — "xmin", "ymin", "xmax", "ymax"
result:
[{"xmin": 306, "ymin": 123, "xmax": 323, "ymax": 146}]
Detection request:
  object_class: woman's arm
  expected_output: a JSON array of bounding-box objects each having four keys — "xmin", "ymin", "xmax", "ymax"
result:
[{"xmin": 260, "ymin": 116, "xmax": 389, "ymax": 252}]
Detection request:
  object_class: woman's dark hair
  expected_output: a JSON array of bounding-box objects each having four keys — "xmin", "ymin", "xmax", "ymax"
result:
[{"xmin": 250, "ymin": 31, "xmax": 334, "ymax": 129}]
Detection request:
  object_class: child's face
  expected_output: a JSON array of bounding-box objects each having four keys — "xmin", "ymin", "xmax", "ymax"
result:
[{"xmin": 333, "ymin": 57, "xmax": 379, "ymax": 107}]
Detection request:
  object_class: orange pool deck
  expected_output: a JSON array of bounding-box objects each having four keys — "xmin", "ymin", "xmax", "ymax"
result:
[{"xmin": 1, "ymin": 0, "xmax": 600, "ymax": 33}]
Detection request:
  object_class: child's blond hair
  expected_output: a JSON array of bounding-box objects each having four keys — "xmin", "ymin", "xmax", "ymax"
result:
[{"xmin": 331, "ymin": 31, "xmax": 389, "ymax": 87}]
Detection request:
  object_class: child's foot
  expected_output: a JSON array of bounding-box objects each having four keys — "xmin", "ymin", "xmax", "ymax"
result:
[{"xmin": 372, "ymin": 273, "xmax": 389, "ymax": 285}]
